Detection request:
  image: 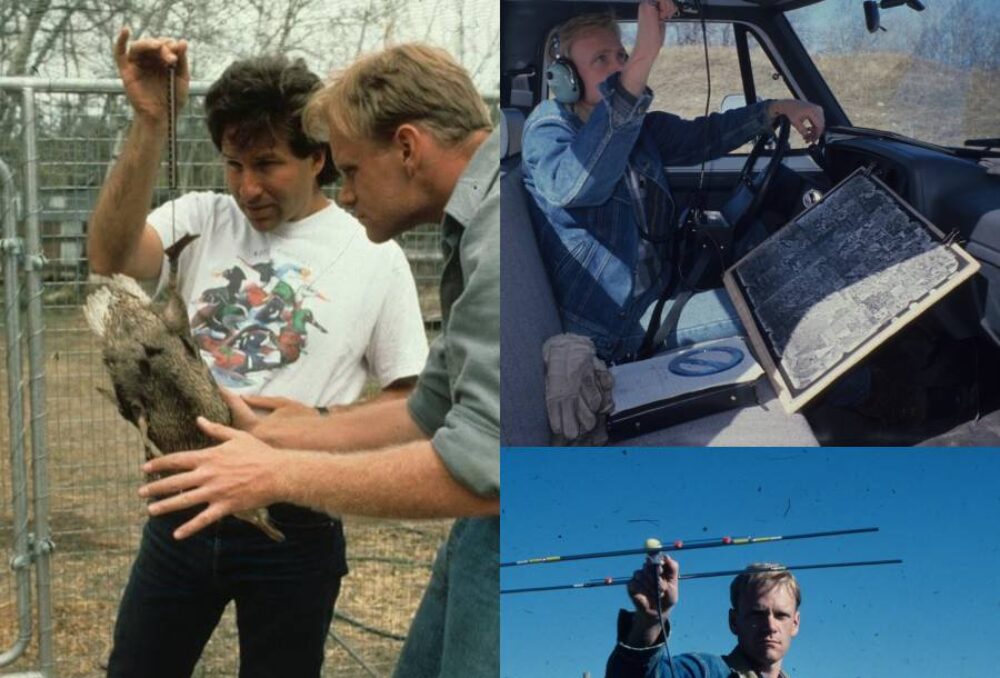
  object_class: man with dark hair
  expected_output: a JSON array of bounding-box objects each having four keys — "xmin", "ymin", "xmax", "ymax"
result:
[
  {"xmin": 607, "ymin": 557, "xmax": 801, "ymax": 678},
  {"xmin": 138, "ymin": 42, "xmax": 500, "ymax": 678},
  {"xmin": 88, "ymin": 29, "xmax": 428, "ymax": 677},
  {"xmin": 203, "ymin": 54, "xmax": 338, "ymax": 186}
]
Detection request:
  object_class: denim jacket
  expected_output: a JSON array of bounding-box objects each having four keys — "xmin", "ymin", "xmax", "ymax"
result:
[
  {"xmin": 521, "ymin": 72, "xmax": 772, "ymax": 363},
  {"xmin": 606, "ymin": 610, "xmax": 792, "ymax": 678}
]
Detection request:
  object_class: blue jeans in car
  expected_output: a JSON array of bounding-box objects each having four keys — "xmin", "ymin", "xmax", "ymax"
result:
[
  {"xmin": 107, "ymin": 507, "xmax": 345, "ymax": 678},
  {"xmin": 641, "ymin": 288, "xmax": 744, "ymax": 352}
]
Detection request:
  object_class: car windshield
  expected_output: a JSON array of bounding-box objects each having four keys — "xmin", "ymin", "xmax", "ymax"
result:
[{"xmin": 786, "ymin": 0, "xmax": 999, "ymax": 149}]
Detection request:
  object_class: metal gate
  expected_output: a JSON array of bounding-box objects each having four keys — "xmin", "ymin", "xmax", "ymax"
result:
[{"xmin": 0, "ymin": 77, "xmax": 453, "ymax": 677}]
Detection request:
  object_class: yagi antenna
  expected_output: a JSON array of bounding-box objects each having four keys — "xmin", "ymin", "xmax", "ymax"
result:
[
  {"xmin": 502, "ymin": 527, "xmax": 901, "ymax": 596},
  {"xmin": 501, "ymin": 559, "xmax": 904, "ymax": 595},
  {"xmin": 501, "ymin": 527, "xmax": 879, "ymax": 568}
]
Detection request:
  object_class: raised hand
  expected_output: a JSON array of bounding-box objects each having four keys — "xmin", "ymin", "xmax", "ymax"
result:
[
  {"xmin": 634, "ymin": 0, "xmax": 679, "ymax": 59},
  {"xmin": 623, "ymin": 1, "xmax": 680, "ymax": 98},
  {"xmin": 114, "ymin": 27, "xmax": 190, "ymax": 125},
  {"xmin": 626, "ymin": 554, "xmax": 680, "ymax": 646}
]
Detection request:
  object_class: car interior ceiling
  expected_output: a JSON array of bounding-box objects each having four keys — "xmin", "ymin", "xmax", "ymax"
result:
[{"xmin": 502, "ymin": 0, "xmax": 1000, "ymax": 446}]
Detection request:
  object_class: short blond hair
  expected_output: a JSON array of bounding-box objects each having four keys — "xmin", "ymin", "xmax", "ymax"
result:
[
  {"xmin": 555, "ymin": 12, "xmax": 620, "ymax": 60},
  {"xmin": 729, "ymin": 563, "xmax": 802, "ymax": 612},
  {"xmin": 304, "ymin": 43, "xmax": 491, "ymax": 147}
]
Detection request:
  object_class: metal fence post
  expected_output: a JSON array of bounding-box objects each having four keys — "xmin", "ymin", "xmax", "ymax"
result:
[
  {"xmin": 20, "ymin": 87, "xmax": 55, "ymax": 678},
  {"xmin": 0, "ymin": 158, "xmax": 35, "ymax": 670}
]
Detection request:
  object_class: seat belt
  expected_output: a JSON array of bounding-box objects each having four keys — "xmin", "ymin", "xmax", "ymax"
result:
[
  {"xmin": 637, "ymin": 238, "xmax": 711, "ymax": 360},
  {"xmin": 625, "ymin": 163, "xmax": 715, "ymax": 362},
  {"xmin": 638, "ymin": 264, "xmax": 680, "ymax": 360}
]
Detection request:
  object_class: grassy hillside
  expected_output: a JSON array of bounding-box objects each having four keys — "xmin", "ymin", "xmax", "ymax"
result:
[{"xmin": 646, "ymin": 45, "xmax": 998, "ymax": 149}]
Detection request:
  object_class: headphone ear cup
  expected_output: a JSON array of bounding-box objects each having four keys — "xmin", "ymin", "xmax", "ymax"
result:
[{"xmin": 545, "ymin": 58, "xmax": 581, "ymax": 104}]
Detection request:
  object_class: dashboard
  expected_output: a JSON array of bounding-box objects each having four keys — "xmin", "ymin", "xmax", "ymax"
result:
[{"xmin": 824, "ymin": 134, "xmax": 1000, "ymax": 344}]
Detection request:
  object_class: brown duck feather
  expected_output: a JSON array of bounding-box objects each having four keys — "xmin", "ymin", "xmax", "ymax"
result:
[{"xmin": 85, "ymin": 234, "xmax": 283, "ymax": 541}]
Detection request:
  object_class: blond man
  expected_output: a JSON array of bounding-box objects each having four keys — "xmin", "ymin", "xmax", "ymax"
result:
[
  {"xmin": 522, "ymin": 1, "xmax": 825, "ymax": 365},
  {"xmin": 140, "ymin": 43, "xmax": 500, "ymax": 677},
  {"xmin": 607, "ymin": 559, "xmax": 801, "ymax": 678}
]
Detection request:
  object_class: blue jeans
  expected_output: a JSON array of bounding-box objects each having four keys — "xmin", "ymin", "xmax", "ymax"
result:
[
  {"xmin": 641, "ymin": 287, "xmax": 744, "ymax": 351},
  {"xmin": 639, "ymin": 217, "xmax": 765, "ymax": 353},
  {"xmin": 393, "ymin": 517, "xmax": 499, "ymax": 678},
  {"xmin": 107, "ymin": 507, "xmax": 346, "ymax": 678}
]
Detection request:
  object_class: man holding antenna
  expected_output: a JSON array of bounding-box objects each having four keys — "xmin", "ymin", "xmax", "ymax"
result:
[{"xmin": 606, "ymin": 557, "xmax": 800, "ymax": 678}]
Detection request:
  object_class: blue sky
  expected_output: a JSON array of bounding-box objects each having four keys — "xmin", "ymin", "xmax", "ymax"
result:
[{"xmin": 501, "ymin": 448, "xmax": 1000, "ymax": 678}]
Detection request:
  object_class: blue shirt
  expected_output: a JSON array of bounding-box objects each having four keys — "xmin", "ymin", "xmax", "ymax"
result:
[
  {"xmin": 521, "ymin": 73, "xmax": 773, "ymax": 363},
  {"xmin": 606, "ymin": 610, "xmax": 792, "ymax": 678}
]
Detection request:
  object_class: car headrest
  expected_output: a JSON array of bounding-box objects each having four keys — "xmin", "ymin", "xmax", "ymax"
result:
[{"xmin": 500, "ymin": 108, "xmax": 526, "ymax": 161}]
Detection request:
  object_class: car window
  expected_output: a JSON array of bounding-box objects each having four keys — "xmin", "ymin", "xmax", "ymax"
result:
[
  {"xmin": 622, "ymin": 21, "xmax": 808, "ymax": 156},
  {"xmin": 786, "ymin": 0, "xmax": 999, "ymax": 149}
]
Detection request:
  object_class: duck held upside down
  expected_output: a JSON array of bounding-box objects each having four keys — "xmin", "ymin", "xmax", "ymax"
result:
[{"xmin": 84, "ymin": 234, "xmax": 284, "ymax": 542}]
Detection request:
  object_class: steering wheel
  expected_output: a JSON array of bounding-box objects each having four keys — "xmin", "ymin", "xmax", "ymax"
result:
[{"xmin": 720, "ymin": 115, "xmax": 791, "ymax": 241}]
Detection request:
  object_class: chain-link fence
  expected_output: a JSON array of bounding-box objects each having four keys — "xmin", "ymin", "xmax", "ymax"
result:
[{"xmin": 0, "ymin": 78, "xmax": 493, "ymax": 677}]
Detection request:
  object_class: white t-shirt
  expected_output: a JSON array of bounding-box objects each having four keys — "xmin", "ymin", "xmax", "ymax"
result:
[{"xmin": 147, "ymin": 192, "xmax": 428, "ymax": 407}]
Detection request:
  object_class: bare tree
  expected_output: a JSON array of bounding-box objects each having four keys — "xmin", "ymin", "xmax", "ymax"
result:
[
  {"xmin": 2, "ymin": 0, "xmax": 498, "ymax": 92},
  {"xmin": 0, "ymin": 0, "xmax": 498, "ymax": 166}
]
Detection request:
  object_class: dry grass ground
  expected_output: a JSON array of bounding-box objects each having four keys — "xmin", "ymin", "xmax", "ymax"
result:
[{"xmin": 0, "ymin": 308, "xmax": 450, "ymax": 677}]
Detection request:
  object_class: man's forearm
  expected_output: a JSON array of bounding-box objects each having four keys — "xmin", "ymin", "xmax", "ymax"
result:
[
  {"xmin": 276, "ymin": 441, "xmax": 498, "ymax": 519},
  {"xmin": 626, "ymin": 615, "xmax": 668, "ymax": 647},
  {"xmin": 88, "ymin": 116, "xmax": 166, "ymax": 275},
  {"xmin": 360, "ymin": 377, "xmax": 417, "ymax": 405},
  {"xmin": 620, "ymin": 52, "xmax": 658, "ymax": 99},
  {"xmin": 141, "ymin": 427, "xmax": 499, "ymax": 539},
  {"xmin": 256, "ymin": 395, "xmax": 427, "ymax": 451},
  {"xmin": 316, "ymin": 379, "xmax": 414, "ymax": 415},
  {"xmin": 621, "ymin": 1, "xmax": 666, "ymax": 98}
]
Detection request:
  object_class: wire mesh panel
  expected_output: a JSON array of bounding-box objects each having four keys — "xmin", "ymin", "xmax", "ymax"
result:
[{"xmin": 0, "ymin": 83, "xmax": 454, "ymax": 677}]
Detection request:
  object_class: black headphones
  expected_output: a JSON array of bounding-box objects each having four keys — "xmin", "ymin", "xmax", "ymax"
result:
[{"xmin": 545, "ymin": 35, "xmax": 583, "ymax": 104}]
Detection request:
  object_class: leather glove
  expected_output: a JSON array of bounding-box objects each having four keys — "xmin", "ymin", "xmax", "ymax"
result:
[{"xmin": 543, "ymin": 334, "xmax": 614, "ymax": 445}]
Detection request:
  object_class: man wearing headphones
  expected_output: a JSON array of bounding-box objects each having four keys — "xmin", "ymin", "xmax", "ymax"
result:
[{"xmin": 521, "ymin": 1, "xmax": 825, "ymax": 365}]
